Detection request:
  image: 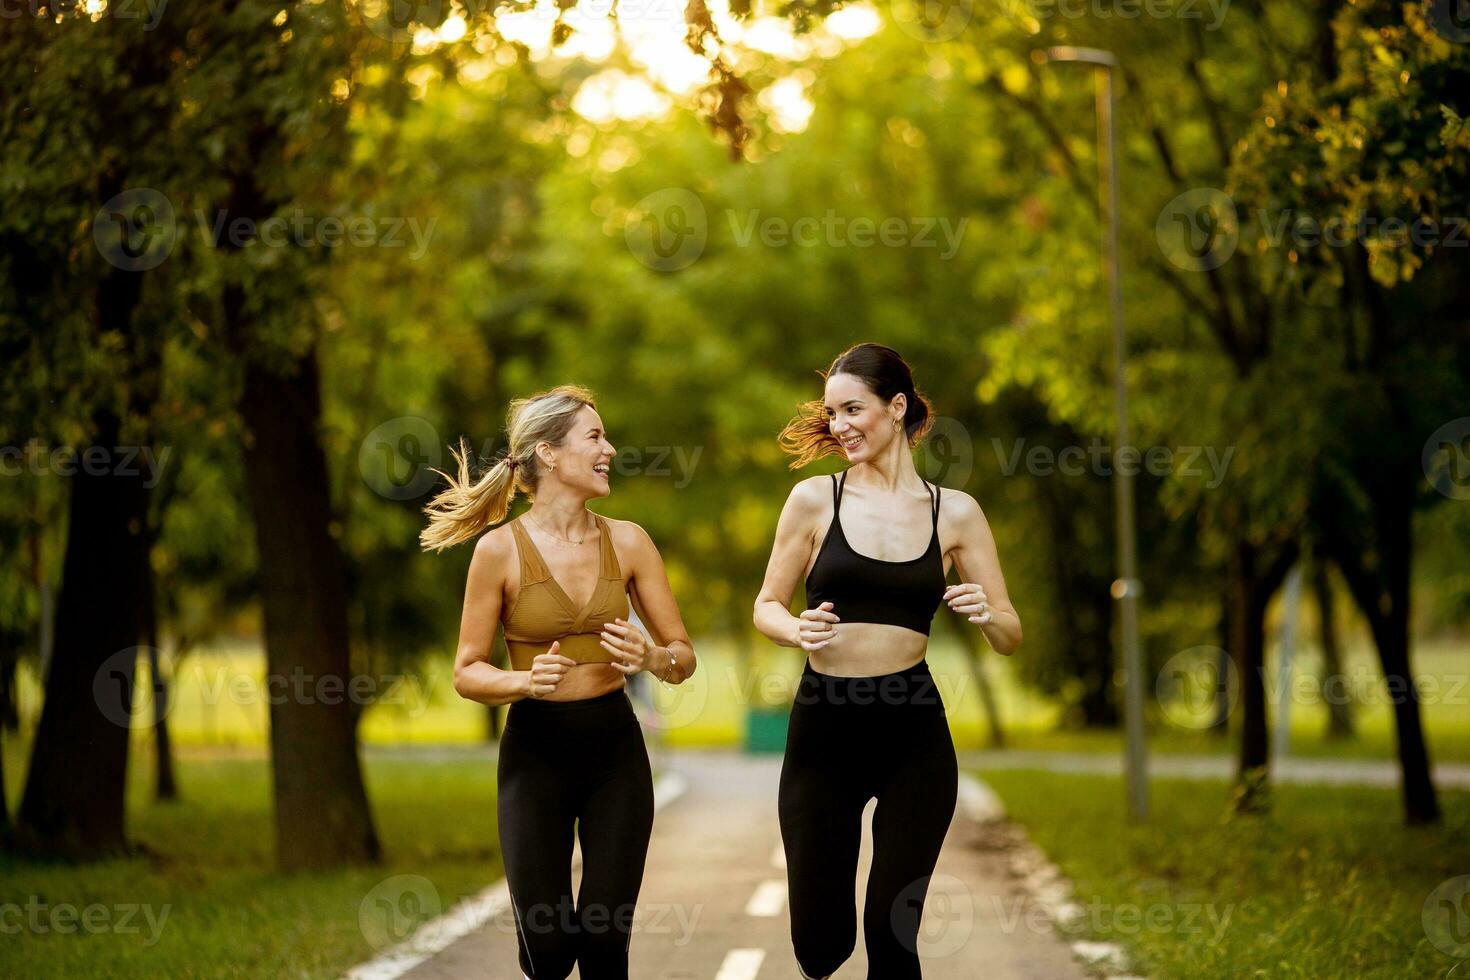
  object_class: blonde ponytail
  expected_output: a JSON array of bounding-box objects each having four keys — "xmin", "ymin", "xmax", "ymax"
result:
[
  {"xmin": 418, "ymin": 439, "xmax": 517, "ymax": 552},
  {"xmin": 419, "ymin": 384, "xmax": 597, "ymax": 552}
]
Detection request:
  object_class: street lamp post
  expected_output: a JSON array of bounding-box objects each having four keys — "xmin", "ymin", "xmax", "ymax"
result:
[{"xmin": 1038, "ymin": 46, "xmax": 1149, "ymax": 821}]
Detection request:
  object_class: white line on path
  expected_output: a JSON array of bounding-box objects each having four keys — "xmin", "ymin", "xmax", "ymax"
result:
[
  {"xmin": 341, "ymin": 770, "xmax": 689, "ymax": 980},
  {"xmin": 715, "ymin": 948, "xmax": 767, "ymax": 980},
  {"xmin": 743, "ymin": 879, "xmax": 787, "ymax": 917}
]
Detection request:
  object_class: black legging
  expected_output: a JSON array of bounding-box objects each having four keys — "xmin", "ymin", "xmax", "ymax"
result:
[
  {"xmin": 779, "ymin": 658, "xmax": 959, "ymax": 979},
  {"xmin": 498, "ymin": 688, "xmax": 654, "ymax": 980}
]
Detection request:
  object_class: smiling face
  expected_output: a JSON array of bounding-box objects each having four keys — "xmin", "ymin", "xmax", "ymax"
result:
[
  {"xmin": 823, "ymin": 372, "xmax": 906, "ymax": 463},
  {"xmin": 541, "ymin": 404, "xmax": 616, "ymax": 498}
]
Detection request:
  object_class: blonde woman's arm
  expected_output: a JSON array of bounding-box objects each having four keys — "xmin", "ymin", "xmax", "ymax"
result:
[
  {"xmin": 602, "ymin": 520, "xmax": 696, "ymax": 683},
  {"xmin": 452, "ymin": 526, "xmax": 574, "ymax": 704}
]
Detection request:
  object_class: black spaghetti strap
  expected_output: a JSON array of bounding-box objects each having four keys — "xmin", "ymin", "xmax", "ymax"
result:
[
  {"xmin": 930, "ymin": 483, "xmax": 941, "ymax": 528},
  {"xmin": 830, "ymin": 473, "xmax": 840, "ymax": 509},
  {"xmin": 836, "ymin": 469, "xmax": 848, "ymax": 507}
]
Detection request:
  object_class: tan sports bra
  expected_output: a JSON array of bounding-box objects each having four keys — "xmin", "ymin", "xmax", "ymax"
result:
[{"xmin": 502, "ymin": 513, "xmax": 629, "ymax": 671}]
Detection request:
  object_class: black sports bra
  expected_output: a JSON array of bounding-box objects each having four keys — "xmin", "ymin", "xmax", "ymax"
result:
[{"xmin": 804, "ymin": 470, "xmax": 947, "ymax": 636}]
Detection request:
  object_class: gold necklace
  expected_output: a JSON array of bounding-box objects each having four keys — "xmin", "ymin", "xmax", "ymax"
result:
[{"xmin": 527, "ymin": 512, "xmax": 594, "ymax": 546}]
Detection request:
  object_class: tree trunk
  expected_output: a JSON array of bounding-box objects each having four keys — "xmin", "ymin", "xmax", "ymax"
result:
[
  {"xmin": 1226, "ymin": 535, "xmax": 1298, "ymax": 814},
  {"xmin": 947, "ymin": 610, "xmax": 1006, "ymax": 747},
  {"xmin": 138, "ymin": 516, "xmax": 179, "ymax": 802},
  {"xmin": 16, "ymin": 408, "xmax": 149, "ymax": 857},
  {"xmin": 235, "ymin": 347, "xmax": 381, "ymax": 868},
  {"xmin": 1035, "ymin": 469, "xmax": 1117, "ymax": 728},
  {"xmin": 1210, "ymin": 588, "xmax": 1232, "ymax": 735},
  {"xmin": 15, "ymin": 243, "xmax": 156, "ymax": 857},
  {"xmin": 1311, "ymin": 559, "xmax": 1353, "ymax": 739},
  {"xmin": 1327, "ymin": 485, "xmax": 1439, "ymax": 825}
]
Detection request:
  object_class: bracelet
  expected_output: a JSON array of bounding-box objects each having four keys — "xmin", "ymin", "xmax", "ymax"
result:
[{"xmin": 656, "ymin": 646, "xmax": 677, "ymax": 691}]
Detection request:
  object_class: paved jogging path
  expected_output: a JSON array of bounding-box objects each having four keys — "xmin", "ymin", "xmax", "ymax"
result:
[{"xmin": 396, "ymin": 749, "xmax": 1090, "ymax": 980}]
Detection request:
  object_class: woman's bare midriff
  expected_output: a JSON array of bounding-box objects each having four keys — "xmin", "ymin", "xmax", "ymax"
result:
[
  {"xmin": 532, "ymin": 662, "xmax": 627, "ymax": 702},
  {"xmin": 806, "ymin": 621, "xmax": 929, "ymax": 677}
]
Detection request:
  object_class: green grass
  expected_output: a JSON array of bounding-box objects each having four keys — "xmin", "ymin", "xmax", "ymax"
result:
[
  {"xmin": 0, "ymin": 745, "xmax": 503, "ymax": 979},
  {"xmin": 978, "ymin": 769, "xmax": 1470, "ymax": 979}
]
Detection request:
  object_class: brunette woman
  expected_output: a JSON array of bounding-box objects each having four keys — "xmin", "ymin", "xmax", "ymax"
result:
[
  {"xmin": 753, "ymin": 344, "xmax": 1020, "ymax": 979},
  {"xmin": 421, "ymin": 385, "xmax": 696, "ymax": 980}
]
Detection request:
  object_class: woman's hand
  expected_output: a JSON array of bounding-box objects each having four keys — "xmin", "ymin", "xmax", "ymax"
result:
[
  {"xmin": 944, "ymin": 583, "xmax": 993, "ymax": 625},
  {"xmin": 796, "ymin": 601, "xmax": 840, "ymax": 651},
  {"xmin": 529, "ymin": 641, "xmax": 576, "ymax": 698},
  {"xmin": 601, "ymin": 618, "xmax": 649, "ymax": 675}
]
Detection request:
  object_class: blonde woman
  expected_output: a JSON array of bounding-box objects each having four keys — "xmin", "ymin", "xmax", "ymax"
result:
[
  {"xmin": 754, "ymin": 343, "xmax": 1021, "ymax": 979},
  {"xmin": 421, "ymin": 385, "xmax": 696, "ymax": 980}
]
